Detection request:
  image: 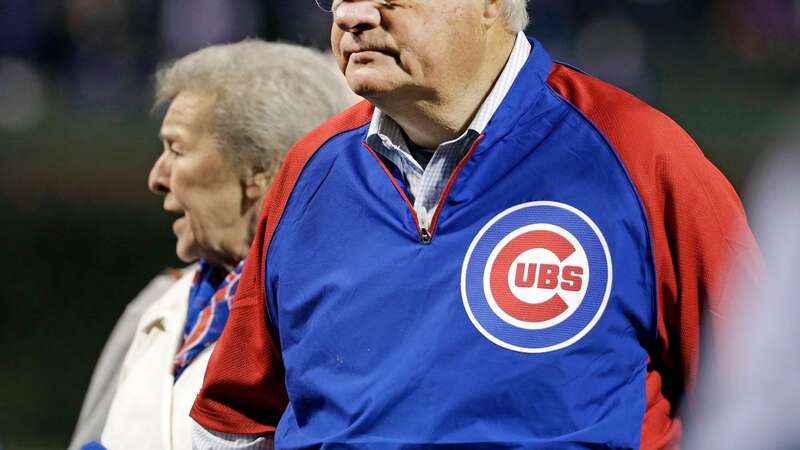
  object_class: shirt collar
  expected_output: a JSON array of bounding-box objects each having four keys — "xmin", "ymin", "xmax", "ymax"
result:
[{"xmin": 367, "ymin": 31, "xmax": 533, "ymax": 149}]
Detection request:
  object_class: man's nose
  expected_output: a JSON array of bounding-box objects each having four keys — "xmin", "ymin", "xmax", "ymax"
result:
[
  {"xmin": 333, "ymin": 0, "xmax": 382, "ymax": 32},
  {"xmin": 147, "ymin": 153, "xmax": 170, "ymax": 195}
]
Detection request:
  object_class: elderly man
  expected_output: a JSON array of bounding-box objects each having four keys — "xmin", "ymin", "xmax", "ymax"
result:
[
  {"xmin": 191, "ymin": 1, "xmax": 761, "ymax": 449},
  {"xmin": 70, "ymin": 40, "xmax": 354, "ymax": 450}
]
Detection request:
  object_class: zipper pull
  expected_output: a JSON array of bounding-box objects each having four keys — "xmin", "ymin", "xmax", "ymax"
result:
[{"xmin": 420, "ymin": 228, "xmax": 432, "ymax": 244}]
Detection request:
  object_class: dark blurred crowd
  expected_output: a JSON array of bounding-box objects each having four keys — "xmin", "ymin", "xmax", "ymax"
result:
[{"xmin": 1, "ymin": 0, "xmax": 798, "ymax": 130}]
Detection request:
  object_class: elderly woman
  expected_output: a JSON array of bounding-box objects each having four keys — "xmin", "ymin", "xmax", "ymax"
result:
[{"xmin": 74, "ymin": 40, "xmax": 354, "ymax": 450}]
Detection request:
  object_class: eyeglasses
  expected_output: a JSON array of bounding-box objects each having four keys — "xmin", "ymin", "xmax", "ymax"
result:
[
  {"xmin": 314, "ymin": 0, "xmax": 390, "ymax": 13},
  {"xmin": 314, "ymin": 0, "xmax": 338, "ymax": 12},
  {"xmin": 314, "ymin": 0, "xmax": 337, "ymax": 11}
]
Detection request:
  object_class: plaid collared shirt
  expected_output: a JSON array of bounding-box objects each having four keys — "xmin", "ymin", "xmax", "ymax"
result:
[{"xmin": 366, "ymin": 31, "xmax": 532, "ymax": 230}]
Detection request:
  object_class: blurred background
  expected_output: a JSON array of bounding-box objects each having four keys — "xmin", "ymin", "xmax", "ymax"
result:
[{"xmin": 0, "ymin": 0, "xmax": 797, "ymax": 448}]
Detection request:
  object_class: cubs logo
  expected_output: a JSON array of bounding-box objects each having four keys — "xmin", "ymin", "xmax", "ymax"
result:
[{"xmin": 461, "ymin": 201, "xmax": 612, "ymax": 353}]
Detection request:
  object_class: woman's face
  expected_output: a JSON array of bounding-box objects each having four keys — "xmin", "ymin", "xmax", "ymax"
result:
[{"xmin": 148, "ymin": 91, "xmax": 254, "ymax": 268}]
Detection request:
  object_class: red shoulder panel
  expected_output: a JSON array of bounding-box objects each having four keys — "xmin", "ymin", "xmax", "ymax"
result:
[
  {"xmin": 547, "ymin": 65, "xmax": 761, "ymax": 449},
  {"xmin": 191, "ymin": 101, "xmax": 375, "ymax": 434}
]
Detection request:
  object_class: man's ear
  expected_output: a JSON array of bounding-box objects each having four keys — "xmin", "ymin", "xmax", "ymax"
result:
[
  {"xmin": 482, "ymin": 0, "xmax": 503, "ymax": 25},
  {"xmin": 242, "ymin": 167, "xmax": 271, "ymax": 201}
]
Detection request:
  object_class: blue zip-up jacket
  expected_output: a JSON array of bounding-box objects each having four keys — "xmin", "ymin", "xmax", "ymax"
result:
[{"xmin": 192, "ymin": 38, "xmax": 760, "ymax": 449}]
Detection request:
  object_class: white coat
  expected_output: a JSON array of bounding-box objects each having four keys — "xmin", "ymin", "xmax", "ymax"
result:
[{"xmin": 101, "ymin": 267, "xmax": 212, "ymax": 450}]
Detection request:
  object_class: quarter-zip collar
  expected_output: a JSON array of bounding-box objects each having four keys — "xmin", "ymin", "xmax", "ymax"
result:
[{"xmin": 365, "ymin": 32, "xmax": 533, "ymax": 234}]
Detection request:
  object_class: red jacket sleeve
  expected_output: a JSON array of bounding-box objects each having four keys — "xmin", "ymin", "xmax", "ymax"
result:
[
  {"xmin": 190, "ymin": 101, "xmax": 375, "ymax": 434},
  {"xmin": 548, "ymin": 64, "xmax": 763, "ymax": 449}
]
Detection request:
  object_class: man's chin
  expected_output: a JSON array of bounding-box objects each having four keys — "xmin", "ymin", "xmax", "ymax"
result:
[
  {"xmin": 346, "ymin": 69, "xmax": 403, "ymax": 99},
  {"xmin": 348, "ymin": 82, "xmax": 391, "ymax": 100}
]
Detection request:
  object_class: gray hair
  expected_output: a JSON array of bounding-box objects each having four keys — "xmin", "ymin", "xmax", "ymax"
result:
[
  {"xmin": 155, "ymin": 40, "xmax": 355, "ymax": 176},
  {"xmin": 502, "ymin": 0, "xmax": 530, "ymax": 34}
]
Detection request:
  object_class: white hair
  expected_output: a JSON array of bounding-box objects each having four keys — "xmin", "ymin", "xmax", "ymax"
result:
[
  {"xmin": 155, "ymin": 40, "xmax": 355, "ymax": 176},
  {"xmin": 502, "ymin": 0, "xmax": 530, "ymax": 34}
]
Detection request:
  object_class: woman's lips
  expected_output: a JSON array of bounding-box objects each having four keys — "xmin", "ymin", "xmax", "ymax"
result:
[{"xmin": 172, "ymin": 215, "xmax": 188, "ymax": 236}]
